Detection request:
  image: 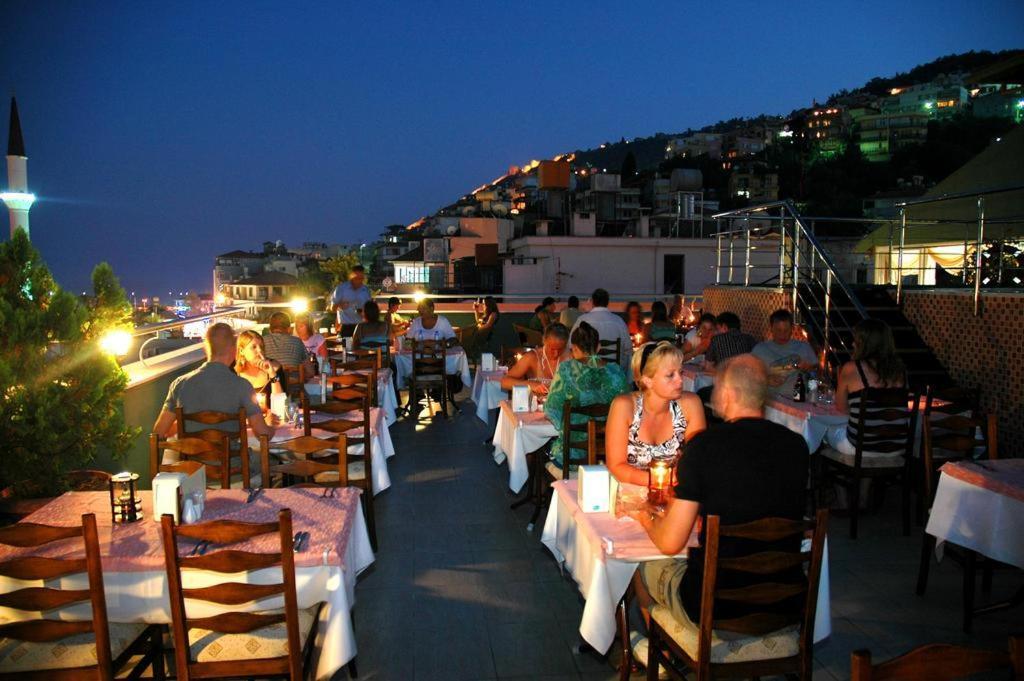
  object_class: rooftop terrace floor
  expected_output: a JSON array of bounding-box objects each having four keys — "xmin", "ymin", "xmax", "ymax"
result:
[{"xmin": 351, "ymin": 387, "xmax": 1021, "ymax": 680}]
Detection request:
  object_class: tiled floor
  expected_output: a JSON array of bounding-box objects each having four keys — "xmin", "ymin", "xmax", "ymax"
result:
[{"xmin": 350, "ymin": 389, "xmax": 1022, "ymax": 680}]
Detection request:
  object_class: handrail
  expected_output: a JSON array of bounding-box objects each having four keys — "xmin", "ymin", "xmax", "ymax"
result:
[
  {"xmin": 131, "ymin": 306, "xmax": 251, "ymax": 337},
  {"xmin": 895, "ymin": 184, "xmax": 1024, "ymax": 208}
]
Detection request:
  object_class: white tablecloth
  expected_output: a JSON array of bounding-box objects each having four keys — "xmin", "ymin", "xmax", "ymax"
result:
[
  {"xmin": 681, "ymin": 364, "xmax": 714, "ymax": 393},
  {"xmin": 305, "ymin": 368, "xmax": 398, "ymax": 426},
  {"xmin": 925, "ymin": 461, "xmax": 1024, "ymax": 570},
  {"xmin": 248, "ymin": 409, "xmax": 395, "ymax": 495},
  {"xmin": 392, "ymin": 347, "xmax": 472, "ymax": 390},
  {"xmin": 491, "ymin": 401, "xmax": 559, "ymax": 493},
  {"xmin": 541, "ymin": 483, "xmax": 832, "ymax": 653},
  {"xmin": 0, "ymin": 496, "xmax": 375, "ymax": 681},
  {"xmin": 471, "ymin": 368, "xmax": 508, "ymax": 423},
  {"xmin": 765, "ymin": 397, "xmax": 848, "ymax": 452}
]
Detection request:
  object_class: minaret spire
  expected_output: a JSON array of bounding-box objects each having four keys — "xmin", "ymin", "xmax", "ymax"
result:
[{"xmin": 3, "ymin": 96, "xmax": 36, "ymax": 239}]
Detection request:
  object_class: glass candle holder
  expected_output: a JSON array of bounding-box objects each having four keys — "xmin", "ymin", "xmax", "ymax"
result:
[
  {"xmin": 647, "ymin": 460, "xmax": 672, "ymax": 506},
  {"xmin": 108, "ymin": 472, "xmax": 143, "ymax": 523}
]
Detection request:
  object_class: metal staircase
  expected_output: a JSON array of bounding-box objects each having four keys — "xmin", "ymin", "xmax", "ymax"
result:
[{"xmin": 711, "ymin": 200, "xmax": 952, "ymax": 390}]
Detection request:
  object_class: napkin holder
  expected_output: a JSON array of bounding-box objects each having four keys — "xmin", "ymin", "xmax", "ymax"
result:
[
  {"xmin": 271, "ymin": 393, "xmax": 289, "ymax": 420},
  {"xmin": 577, "ymin": 465, "xmax": 612, "ymax": 513},
  {"xmin": 152, "ymin": 465, "xmax": 206, "ymax": 523},
  {"xmin": 511, "ymin": 385, "xmax": 530, "ymax": 413},
  {"xmin": 481, "ymin": 353, "xmax": 495, "ymax": 371}
]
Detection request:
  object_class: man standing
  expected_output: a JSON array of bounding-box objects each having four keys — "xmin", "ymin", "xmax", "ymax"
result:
[
  {"xmin": 571, "ymin": 288, "xmax": 633, "ymax": 370},
  {"xmin": 153, "ymin": 323, "xmax": 275, "ymax": 439},
  {"xmin": 752, "ymin": 308, "xmax": 817, "ymax": 395},
  {"xmin": 331, "ymin": 265, "xmax": 372, "ymax": 337},
  {"xmin": 627, "ymin": 356, "xmax": 808, "ymax": 652}
]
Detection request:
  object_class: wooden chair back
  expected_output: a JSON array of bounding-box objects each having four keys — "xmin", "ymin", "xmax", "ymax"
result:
[
  {"xmin": 694, "ymin": 510, "xmax": 829, "ymax": 679},
  {"xmin": 259, "ymin": 433, "xmax": 349, "ymax": 488},
  {"xmin": 921, "ymin": 411, "xmax": 997, "ymax": 503},
  {"xmin": 924, "ymin": 384, "xmax": 980, "ymax": 419},
  {"xmin": 160, "ymin": 509, "xmax": 307, "ymax": 681},
  {"xmin": 557, "ymin": 400, "xmax": 611, "ymax": 481},
  {"xmin": 325, "ymin": 359, "xmax": 377, "ymax": 406},
  {"xmin": 349, "ymin": 345, "xmax": 386, "ymax": 369},
  {"xmin": 513, "ymin": 324, "xmax": 543, "ymax": 348},
  {"xmin": 850, "ymin": 637, "xmax": 1023, "ymax": 680},
  {"xmin": 597, "ymin": 338, "xmax": 622, "ymax": 365},
  {"xmin": 850, "ymin": 388, "xmax": 918, "ymax": 463},
  {"xmin": 279, "ymin": 364, "xmax": 307, "ymax": 400},
  {"xmin": 0, "ymin": 513, "xmax": 115, "ymax": 678},
  {"xmin": 175, "ymin": 407, "xmax": 251, "ymax": 487},
  {"xmin": 151, "ymin": 433, "xmax": 232, "ymax": 489}
]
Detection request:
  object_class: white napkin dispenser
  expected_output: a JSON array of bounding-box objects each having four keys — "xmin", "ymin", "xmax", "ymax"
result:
[
  {"xmin": 511, "ymin": 385, "xmax": 531, "ymax": 413},
  {"xmin": 271, "ymin": 392, "xmax": 289, "ymax": 420},
  {"xmin": 152, "ymin": 465, "xmax": 207, "ymax": 523},
  {"xmin": 577, "ymin": 465, "xmax": 612, "ymax": 513},
  {"xmin": 481, "ymin": 353, "xmax": 495, "ymax": 371}
]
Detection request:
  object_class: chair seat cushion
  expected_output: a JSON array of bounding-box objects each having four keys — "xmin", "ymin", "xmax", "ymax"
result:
[
  {"xmin": 187, "ymin": 606, "xmax": 318, "ymax": 663},
  {"xmin": 313, "ymin": 460, "xmax": 366, "ymax": 483},
  {"xmin": 820, "ymin": 446, "xmax": 904, "ymax": 469},
  {"xmin": 650, "ymin": 604, "xmax": 799, "ymax": 664},
  {"xmin": 0, "ymin": 621, "xmax": 148, "ymax": 672},
  {"xmin": 545, "ymin": 461, "xmax": 577, "ymax": 480}
]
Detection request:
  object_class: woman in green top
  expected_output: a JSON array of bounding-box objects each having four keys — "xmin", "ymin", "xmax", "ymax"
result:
[
  {"xmin": 644, "ymin": 300, "xmax": 678, "ymax": 342},
  {"xmin": 544, "ymin": 321, "xmax": 630, "ymax": 469}
]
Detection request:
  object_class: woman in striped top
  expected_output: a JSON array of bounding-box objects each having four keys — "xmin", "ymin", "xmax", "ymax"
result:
[{"xmin": 828, "ymin": 319, "xmax": 907, "ymax": 456}]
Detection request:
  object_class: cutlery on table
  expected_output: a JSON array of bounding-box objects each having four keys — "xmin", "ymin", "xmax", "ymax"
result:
[
  {"xmin": 246, "ymin": 487, "xmax": 263, "ymax": 503},
  {"xmin": 188, "ymin": 540, "xmax": 208, "ymax": 557}
]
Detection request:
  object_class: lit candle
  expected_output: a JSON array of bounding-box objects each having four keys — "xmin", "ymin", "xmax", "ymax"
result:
[
  {"xmin": 633, "ymin": 333, "xmax": 643, "ymax": 347},
  {"xmin": 256, "ymin": 392, "xmax": 267, "ymax": 412},
  {"xmin": 648, "ymin": 460, "xmax": 672, "ymax": 505}
]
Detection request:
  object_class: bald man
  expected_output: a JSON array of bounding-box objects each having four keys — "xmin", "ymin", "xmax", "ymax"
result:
[
  {"xmin": 153, "ymin": 322, "xmax": 275, "ymax": 439},
  {"xmin": 627, "ymin": 354, "xmax": 808, "ymax": 650}
]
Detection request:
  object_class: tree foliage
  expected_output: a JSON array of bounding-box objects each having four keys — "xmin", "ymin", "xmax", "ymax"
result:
[
  {"xmin": 297, "ymin": 261, "xmax": 333, "ymax": 296},
  {"xmin": 320, "ymin": 252, "xmax": 361, "ymax": 286},
  {"xmin": 0, "ymin": 230, "xmax": 137, "ymax": 496}
]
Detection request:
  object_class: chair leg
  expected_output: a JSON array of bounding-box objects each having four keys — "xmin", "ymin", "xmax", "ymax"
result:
[
  {"xmin": 963, "ymin": 548, "xmax": 976, "ymax": 633},
  {"xmin": 901, "ymin": 471, "xmax": 911, "ymax": 536},
  {"xmin": 916, "ymin": 533, "xmax": 934, "ymax": 596},
  {"xmin": 848, "ymin": 476, "xmax": 860, "ymax": 540},
  {"xmin": 646, "ymin": 621, "xmax": 660, "ymax": 681},
  {"xmin": 362, "ymin": 492, "xmax": 378, "ymax": 552},
  {"xmin": 981, "ymin": 561, "xmax": 993, "ymax": 594},
  {"xmin": 347, "ymin": 657, "xmax": 358, "ymax": 679},
  {"xmin": 150, "ymin": 625, "xmax": 166, "ymax": 680}
]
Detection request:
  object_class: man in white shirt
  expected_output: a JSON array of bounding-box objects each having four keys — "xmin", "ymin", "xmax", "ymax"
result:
[
  {"xmin": 570, "ymin": 288, "xmax": 632, "ymax": 369},
  {"xmin": 331, "ymin": 265, "xmax": 372, "ymax": 336}
]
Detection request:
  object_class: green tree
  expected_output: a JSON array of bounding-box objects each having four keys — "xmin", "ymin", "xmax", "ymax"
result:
[
  {"xmin": 0, "ymin": 230, "xmax": 137, "ymax": 496},
  {"xmin": 297, "ymin": 261, "xmax": 333, "ymax": 296},
  {"xmin": 320, "ymin": 252, "xmax": 361, "ymax": 286}
]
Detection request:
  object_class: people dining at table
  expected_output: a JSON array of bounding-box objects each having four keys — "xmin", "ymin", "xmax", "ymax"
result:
[
  {"xmin": 644, "ymin": 301, "xmax": 677, "ymax": 343},
  {"xmin": 559, "ymin": 295, "xmax": 582, "ymax": 329},
  {"xmin": 605, "ymin": 342, "xmax": 706, "ymax": 486},
  {"xmin": 235, "ymin": 329, "xmax": 285, "ymax": 397},
  {"xmin": 464, "ymin": 295, "xmax": 500, "ymax": 360},
  {"xmin": 407, "ymin": 298, "xmax": 457, "ymax": 343},
  {"xmin": 528, "ymin": 296, "xmax": 557, "ymax": 332},
  {"xmin": 626, "ymin": 355, "xmax": 809, "ymax": 654},
  {"xmin": 625, "ymin": 301, "xmax": 644, "ymax": 339},
  {"xmin": 331, "ymin": 264, "xmax": 372, "ymax": 337},
  {"xmin": 153, "ymin": 322, "xmax": 275, "ymax": 439},
  {"xmin": 702, "ymin": 311, "xmax": 757, "ymax": 373},
  {"xmin": 571, "ymin": 288, "xmax": 633, "ymax": 370},
  {"xmin": 262, "ymin": 312, "xmax": 309, "ymax": 370},
  {"xmin": 543, "ymin": 321, "xmax": 630, "ymax": 471},
  {"xmin": 294, "ymin": 314, "xmax": 327, "ymax": 363},
  {"xmin": 352, "ymin": 300, "xmax": 390, "ymax": 349},
  {"xmin": 681, "ymin": 312, "xmax": 716, "ymax": 362},
  {"xmin": 827, "ymin": 318, "xmax": 907, "ymax": 456},
  {"xmin": 752, "ymin": 308, "xmax": 818, "ymax": 396},
  {"xmin": 385, "ymin": 296, "xmax": 410, "ymax": 338},
  {"xmin": 500, "ymin": 323, "xmax": 571, "ymax": 395}
]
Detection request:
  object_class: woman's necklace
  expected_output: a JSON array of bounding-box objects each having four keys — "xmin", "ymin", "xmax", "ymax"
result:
[{"xmin": 539, "ymin": 349, "xmax": 561, "ymax": 379}]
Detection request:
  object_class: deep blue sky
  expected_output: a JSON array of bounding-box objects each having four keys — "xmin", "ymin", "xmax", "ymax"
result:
[{"xmin": 2, "ymin": 1, "xmax": 1022, "ymax": 296}]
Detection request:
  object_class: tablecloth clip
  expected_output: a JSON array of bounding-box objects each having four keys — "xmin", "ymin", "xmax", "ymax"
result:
[
  {"xmin": 322, "ymin": 547, "xmax": 330, "ymax": 566},
  {"xmin": 603, "ymin": 537, "xmax": 614, "ymax": 555}
]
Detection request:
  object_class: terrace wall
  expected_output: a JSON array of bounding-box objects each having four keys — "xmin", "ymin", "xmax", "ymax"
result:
[{"xmin": 702, "ymin": 285, "xmax": 789, "ymax": 341}]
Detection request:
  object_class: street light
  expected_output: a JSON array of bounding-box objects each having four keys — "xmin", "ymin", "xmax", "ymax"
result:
[{"xmin": 100, "ymin": 329, "xmax": 132, "ymax": 357}]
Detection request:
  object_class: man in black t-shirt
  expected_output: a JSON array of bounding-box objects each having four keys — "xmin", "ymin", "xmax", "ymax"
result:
[{"xmin": 630, "ymin": 354, "xmax": 809, "ymax": 627}]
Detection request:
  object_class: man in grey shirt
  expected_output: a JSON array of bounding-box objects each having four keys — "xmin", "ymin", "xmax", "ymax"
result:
[
  {"xmin": 153, "ymin": 323, "xmax": 275, "ymax": 439},
  {"xmin": 751, "ymin": 308, "xmax": 818, "ymax": 396}
]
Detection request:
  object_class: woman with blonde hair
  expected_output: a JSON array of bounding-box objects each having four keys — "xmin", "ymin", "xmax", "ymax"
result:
[
  {"xmin": 235, "ymin": 330, "xmax": 283, "ymax": 397},
  {"xmin": 605, "ymin": 341, "xmax": 706, "ymax": 486}
]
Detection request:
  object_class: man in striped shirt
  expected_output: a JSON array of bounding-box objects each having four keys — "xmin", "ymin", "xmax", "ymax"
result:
[{"xmin": 703, "ymin": 312, "xmax": 757, "ymax": 373}]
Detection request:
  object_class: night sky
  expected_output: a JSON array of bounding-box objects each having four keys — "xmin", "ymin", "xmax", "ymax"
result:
[{"xmin": 2, "ymin": 1, "xmax": 1022, "ymax": 296}]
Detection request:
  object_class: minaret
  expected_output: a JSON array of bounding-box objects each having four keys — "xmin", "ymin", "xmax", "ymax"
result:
[{"xmin": 2, "ymin": 97, "xmax": 36, "ymax": 239}]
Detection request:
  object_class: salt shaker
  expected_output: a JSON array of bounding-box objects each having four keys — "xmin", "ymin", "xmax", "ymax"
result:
[{"xmin": 182, "ymin": 498, "xmax": 198, "ymax": 524}]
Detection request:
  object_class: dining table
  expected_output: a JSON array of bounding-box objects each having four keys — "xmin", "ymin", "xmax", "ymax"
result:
[
  {"xmin": 541, "ymin": 480, "xmax": 833, "ymax": 655},
  {"xmin": 0, "ymin": 488, "xmax": 374, "ymax": 681},
  {"xmin": 490, "ymin": 400, "xmax": 559, "ymax": 493},
  {"xmin": 471, "ymin": 366, "xmax": 508, "ymax": 424}
]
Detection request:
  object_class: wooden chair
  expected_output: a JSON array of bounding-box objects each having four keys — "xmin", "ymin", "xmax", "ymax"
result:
[
  {"xmin": 0, "ymin": 513, "xmax": 164, "ymax": 679},
  {"xmin": 646, "ymin": 510, "xmax": 829, "ymax": 681},
  {"xmin": 175, "ymin": 407, "xmax": 252, "ymax": 488},
  {"xmin": 408, "ymin": 338, "xmax": 450, "ymax": 418},
  {"xmin": 818, "ymin": 388, "xmax": 918, "ymax": 538},
  {"xmin": 513, "ymin": 323, "xmax": 543, "ymax": 348},
  {"xmin": 159, "ymin": 509, "xmax": 321, "ymax": 681},
  {"xmin": 850, "ymin": 637, "xmax": 1023, "ymax": 680},
  {"xmin": 598, "ymin": 338, "xmax": 622, "ymax": 366},
  {"xmin": 915, "ymin": 410, "xmax": 999, "ymax": 632},
  {"xmin": 279, "ymin": 364, "xmax": 307, "ymax": 401},
  {"xmin": 259, "ymin": 433, "xmax": 348, "ymax": 489},
  {"xmin": 303, "ymin": 387, "xmax": 378, "ymax": 551},
  {"xmin": 325, "ymin": 359, "xmax": 378, "ymax": 408},
  {"xmin": 151, "ymin": 433, "xmax": 232, "ymax": 489},
  {"xmin": 914, "ymin": 384, "xmax": 982, "ymax": 523}
]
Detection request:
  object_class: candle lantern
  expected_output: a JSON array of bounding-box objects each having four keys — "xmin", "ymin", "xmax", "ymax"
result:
[
  {"xmin": 647, "ymin": 460, "xmax": 672, "ymax": 506},
  {"xmin": 256, "ymin": 392, "xmax": 268, "ymax": 413},
  {"xmin": 108, "ymin": 472, "xmax": 143, "ymax": 523}
]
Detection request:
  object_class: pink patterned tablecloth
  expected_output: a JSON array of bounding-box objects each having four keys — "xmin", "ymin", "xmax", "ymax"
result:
[
  {"xmin": 551, "ymin": 480, "xmax": 697, "ymax": 562},
  {"xmin": 767, "ymin": 395, "xmax": 843, "ymax": 419},
  {"xmin": 0, "ymin": 489, "xmax": 361, "ymax": 571},
  {"xmin": 499, "ymin": 399, "xmax": 552, "ymax": 425},
  {"xmin": 940, "ymin": 459, "xmax": 1024, "ymax": 504}
]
